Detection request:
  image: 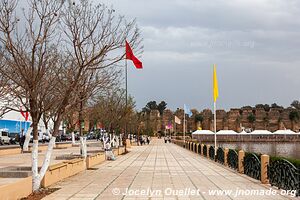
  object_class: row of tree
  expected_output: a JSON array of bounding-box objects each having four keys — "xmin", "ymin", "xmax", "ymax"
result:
[
  {"xmin": 0, "ymin": 0, "xmax": 141, "ymax": 192},
  {"xmin": 142, "ymin": 100, "xmax": 167, "ymax": 115}
]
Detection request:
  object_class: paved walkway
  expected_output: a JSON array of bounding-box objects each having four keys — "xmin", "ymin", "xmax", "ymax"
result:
[
  {"xmin": 0, "ymin": 142, "xmax": 101, "ymax": 170},
  {"xmin": 43, "ymin": 139, "xmax": 293, "ymax": 200},
  {"xmin": 0, "ymin": 141, "xmax": 101, "ymax": 186}
]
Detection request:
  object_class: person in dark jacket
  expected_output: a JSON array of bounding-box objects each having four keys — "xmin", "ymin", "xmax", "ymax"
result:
[{"xmin": 19, "ymin": 130, "xmax": 25, "ymax": 153}]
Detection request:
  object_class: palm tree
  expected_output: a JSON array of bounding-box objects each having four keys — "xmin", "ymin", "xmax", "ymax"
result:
[
  {"xmin": 157, "ymin": 101, "xmax": 167, "ymax": 116},
  {"xmin": 142, "ymin": 101, "xmax": 158, "ymax": 114}
]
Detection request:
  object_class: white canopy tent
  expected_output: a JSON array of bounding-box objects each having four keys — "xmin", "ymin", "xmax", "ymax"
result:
[
  {"xmin": 192, "ymin": 129, "xmax": 299, "ymax": 135},
  {"xmin": 192, "ymin": 130, "xmax": 214, "ymax": 135},
  {"xmin": 250, "ymin": 130, "xmax": 272, "ymax": 135},
  {"xmin": 273, "ymin": 130, "xmax": 296, "ymax": 134},
  {"xmin": 217, "ymin": 130, "xmax": 238, "ymax": 134}
]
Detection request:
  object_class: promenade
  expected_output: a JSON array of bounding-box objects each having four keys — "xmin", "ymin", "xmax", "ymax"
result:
[
  {"xmin": 43, "ymin": 139, "xmax": 292, "ymax": 200},
  {"xmin": 0, "ymin": 142, "xmax": 101, "ymax": 188}
]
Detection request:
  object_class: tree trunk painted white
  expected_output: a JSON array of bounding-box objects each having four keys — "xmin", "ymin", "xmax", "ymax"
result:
[
  {"xmin": 71, "ymin": 132, "xmax": 75, "ymax": 145},
  {"xmin": 31, "ymin": 140, "xmax": 40, "ymax": 192},
  {"xmin": 115, "ymin": 136, "xmax": 119, "ymax": 148},
  {"xmin": 80, "ymin": 137, "xmax": 87, "ymax": 158},
  {"xmin": 31, "ymin": 137, "xmax": 56, "ymax": 192},
  {"xmin": 120, "ymin": 134, "xmax": 123, "ymax": 146},
  {"xmin": 111, "ymin": 135, "xmax": 115, "ymax": 147},
  {"xmin": 23, "ymin": 126, "xmax": 33, "ymax": 151},
  {"xmin": 110, "ymin": 135, "xmax": 114, "ymax": 147},
  {"xmin": 83, "ymin": 137, "xmax": 87, "ymax": 158},
  {"xmin": 39, "ymin": 137, "xmax": 56, "ymax": 182},
  {"xmin": 102, "ymin": 135, "xmax": 106, "ymax": 149},
  {"xmin": 80, "ymin": 137, "xmax": 84, "ymax": 155}
]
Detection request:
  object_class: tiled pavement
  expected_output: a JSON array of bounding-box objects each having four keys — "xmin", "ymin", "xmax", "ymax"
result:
[
  {"xmin": 0, "ymin": 142, "xmax": 101, "ymax": 170},
  {"xmin": 0, "ymin": 142, "xmax": 101, "ymax": 187},
  {"xmin": 43, "ymin": 139, "xmax": 293, "ymax": 200}
]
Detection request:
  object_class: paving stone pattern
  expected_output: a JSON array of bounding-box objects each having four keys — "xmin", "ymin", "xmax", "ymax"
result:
[{"xmin": 43, "ymin": 139, "xmax": 292, "ymax": 200}]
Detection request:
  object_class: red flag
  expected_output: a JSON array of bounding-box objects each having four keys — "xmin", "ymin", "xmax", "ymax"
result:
[
  {"xmin": 25, "ymin": 112, "xmax": 29, "ymax": 121},
  {"xmin": 20, "ymin": 107, "xmax": 29, "ymax": 121},
  {"xmin": 125, "ymin": 41, "xmax": 143, "ymax": 69}
]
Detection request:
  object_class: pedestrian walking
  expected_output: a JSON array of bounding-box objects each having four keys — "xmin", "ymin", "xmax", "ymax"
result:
[
  {"xmin": 139, "ymin": 136, "xmax": 142, "ymax": 146},
  {"xmin": 19, "ymin": 130, "xmax": 25, "ymax": 153}
]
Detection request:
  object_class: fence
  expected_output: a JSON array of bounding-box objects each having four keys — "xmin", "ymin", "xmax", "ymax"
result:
[{"xmin": 172, "ymin": 139, "xmax": 299, "ymax": 196}]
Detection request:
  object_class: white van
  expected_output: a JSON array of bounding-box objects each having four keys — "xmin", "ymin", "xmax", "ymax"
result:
[
  {"xmin": 30, "ymin": 130, "xmax": 49, "ymax": 142},
  {"xmin": 0, "ymin": 129, "xmax": 10, "ymax": 144}
]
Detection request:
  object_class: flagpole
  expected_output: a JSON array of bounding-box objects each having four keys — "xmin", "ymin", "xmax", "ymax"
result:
[
  {"xmin": 125, "ymin": 57, "xmax": 128, "ymax": 139},
  {"xmin": 214, "ymin": 101, "xmax": 217, "ymax": 156},
  {"xmin": 213, "ymin": 64, "xmax": 218, "ymax": 157},
  {"xmin": 183, "ymin": 112, "xmax": 186, "ymax": 144},
  {"xmin": 24, "ymin": 118, "xmax": 26, "ymax": 135},
  {"xmin": 174, "ymin": 121, "xmax": 176, "ymax": 137},
  {"xmin": 124, "ymin": 40, "xmax": 142, "ymax": 142}
]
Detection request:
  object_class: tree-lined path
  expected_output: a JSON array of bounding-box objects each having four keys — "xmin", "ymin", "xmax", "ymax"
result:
[{"xmin": 43, "ymin": 139, "xmax": 291, "ymax": 200}]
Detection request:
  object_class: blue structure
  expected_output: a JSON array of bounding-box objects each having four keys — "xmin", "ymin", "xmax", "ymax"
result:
[{"xmin": 0, "ymin": 119, "xmax": 30, "ymax": 134}]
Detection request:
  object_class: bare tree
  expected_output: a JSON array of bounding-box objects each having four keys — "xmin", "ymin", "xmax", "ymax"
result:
[
  {"xmin": 76, "ymin": 68, "xmax": 120, "ymax": 156},
  {"xmin": 0, "ymin": 68, "xmax": 12, "ymax": 117},
  {"xmin": 0, "ymin": 0, "xmax": 64, "ymax": 191},
  {"xmin": 0, "ymin": 0, "xmax": 141, "ymax": 192},
  {"xmin": 90, "ymin": 88, "xmax": 135, "ymax": 136},
  {"xmin": 60, "ymin": 0, "xmax": 141, "ymax": 155}
]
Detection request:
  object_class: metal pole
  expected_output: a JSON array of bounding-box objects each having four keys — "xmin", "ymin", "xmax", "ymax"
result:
[
  {"xmin": 214, "ymin": 101, "xmax": 217, "ymax": 156},
  {"xmin": 125, "ymin": 58, "xmax": 128, "ymax": 138},
  {"xmin": 174, "ymin": 121, "xmax": 176, "ymax": 137},
  {"xmin": 24, "ymin": 118, "xmax": 26, "ymax": 134},
  {"xmin": 183, "ymin": 112, "xmax": 186, "ymax": 144}
]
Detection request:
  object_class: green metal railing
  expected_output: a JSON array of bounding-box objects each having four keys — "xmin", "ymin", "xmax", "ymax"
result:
[
  {"xmin": 216, "ymin": 147, "xmax": 224, "ymax": 164},
  {"xmin": 174, "ymin": 139, "xmax": 299, "ymax": 197},
  {"xmin": 209, "ymin": 146, "xmax": 215, "ymax": 160},
  {"xmin": 227, "ymin": 149, "xmax": 238, "ymax": 170},
  {"xmin": 243, "ymin": 153, "xmax": 261, "ymax": 180},
  {"xmin": 203, "ymin": 145, "xmax": 207, "ymax": 157},
  {"xmin": 198, "ymin": 144, "xmax": 201, "ymax": 154},
  {"xmin": 268, "ymin": 159, "xmax": 299, "ymax": 196}
]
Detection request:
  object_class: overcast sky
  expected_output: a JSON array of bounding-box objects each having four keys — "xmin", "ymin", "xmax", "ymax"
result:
[{"xmin": 95, "ymin": 1, "xmax": 299, "ymax": 111}]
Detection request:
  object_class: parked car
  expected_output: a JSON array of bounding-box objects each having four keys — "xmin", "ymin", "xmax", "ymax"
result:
[
  {"xmin": 75, "ymin": 133, "xmax": 80, "ymax": 140},
  {"xmin": 86, "ymin": 133, "xmax": 96, "ymax": 140},
  {"xmin": 0, "ymin": 129, "xmax": 11, "ymax": 144},
  {"xmin": 8, "ymin": 132, "xmax": 19, "ymax": 145},
  {"xmin": 55, "ymin": 136, "xmax": 61, "ymax": 142},
  {"xmin": 60, "ymin": 134, "xmax": 72, "ymax": 141},
  {"xmin": 42, "ymin": 133, "xmax": 50, "ymax": 142},
  {"xmin": 0, "ymin": 136, "xmax": 4, "ymax": 145},
  {"xmin": 29, "ymin": 131, "xmax": 48, "ymax": 143}
]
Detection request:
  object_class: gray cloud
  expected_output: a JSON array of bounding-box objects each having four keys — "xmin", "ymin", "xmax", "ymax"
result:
[{"xmin": 100, "ymin": 0, "xmax": 300, "ymax": 110}]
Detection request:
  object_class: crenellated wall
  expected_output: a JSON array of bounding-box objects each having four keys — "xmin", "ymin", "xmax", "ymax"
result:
[{"xmin": 142, "ymin": 107, "xmax": 300, "ymax": 133}]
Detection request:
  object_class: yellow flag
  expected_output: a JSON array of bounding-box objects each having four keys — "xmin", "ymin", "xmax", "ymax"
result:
[{"xmin": 213, "ymin": 64, "xmax": 219, "ymax": 102}]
